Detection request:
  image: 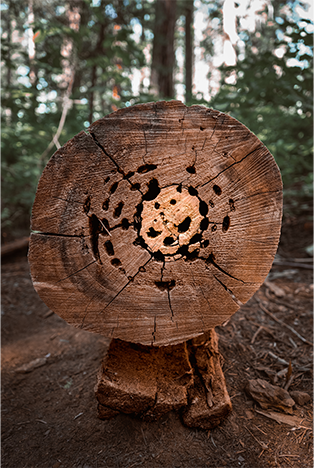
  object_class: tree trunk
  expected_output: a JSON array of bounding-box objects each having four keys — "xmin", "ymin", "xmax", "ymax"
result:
[
  {"xmin": 29, "ymin": 101, "xmax": 282, "ymax": 347},
  {"xmin": 89, "ymin": 64, "xmax": 97, "ymax": 124},
  {"xmin": 28, "ymin": 0, "xmax": 36, "ymax": 85},
  {"xmin": 151, "ymin": 0, "xmax": 177, "ymax": 98},
  {"xmin": 185, "ymin": 0, "xmax": 193, "ymax": 104},
  {"xmin": 4, "ymin": 2, "xmax": 12, "ymax": 124},
  {"xmin": 89, "ymin": 2, "xmax": 107, "ymax": 122}
]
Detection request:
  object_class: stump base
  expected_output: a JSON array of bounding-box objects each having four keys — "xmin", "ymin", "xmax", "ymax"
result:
[{"xmin": 95, "ymin": 329, "xmax": 231, "ymax": 430}]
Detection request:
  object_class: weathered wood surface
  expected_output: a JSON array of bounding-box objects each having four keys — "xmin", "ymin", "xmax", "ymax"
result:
[
  {"xmin": 29, "ymin": 100, "xmax": 282, "ymax": 346},
  {"xmin": 95, "ymin": 329, "xmax": 232, "ymax": 429}
]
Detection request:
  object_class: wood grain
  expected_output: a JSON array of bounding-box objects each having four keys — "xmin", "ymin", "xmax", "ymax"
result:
[{"xmin": 29, "ymin": 101, "xmax": 283, "ymax": 346}]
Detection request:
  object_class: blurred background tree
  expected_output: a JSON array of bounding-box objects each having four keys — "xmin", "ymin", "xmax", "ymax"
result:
[{"xmin": 1, "ymin": 0, "xmax": 313, "ymax": 240}]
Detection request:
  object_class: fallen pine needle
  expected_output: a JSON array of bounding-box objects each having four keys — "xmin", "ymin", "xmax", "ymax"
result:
[{"xmin": 278, "ymin": 454, "xmax": 300, "ymax": 457}]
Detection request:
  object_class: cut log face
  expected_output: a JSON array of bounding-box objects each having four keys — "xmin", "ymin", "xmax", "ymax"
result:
[{"xmin": 29, "ymin": 101, "xmax": 283, "ymax": 346}]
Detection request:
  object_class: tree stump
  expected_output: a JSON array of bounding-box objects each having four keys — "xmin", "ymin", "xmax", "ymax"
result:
[{"xmin": 29, "ymin": 101, "xmax": 282, "ymax": 428}]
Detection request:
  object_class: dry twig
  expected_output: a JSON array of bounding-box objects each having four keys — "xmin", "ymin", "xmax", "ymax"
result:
[{"xmin": 258, "ymin": 302, "xmax": 312, "ymax": 346}]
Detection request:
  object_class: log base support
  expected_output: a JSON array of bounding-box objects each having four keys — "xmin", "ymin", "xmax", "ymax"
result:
[{"xmin": 95, "ymin": 329, "xmax": 231, "ymax": 430}]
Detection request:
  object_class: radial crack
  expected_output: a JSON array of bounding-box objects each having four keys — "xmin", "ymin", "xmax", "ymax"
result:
[
  {"xmin": 80, "ymin": 293, "xmax": 98, "ymax": 328},
  {"xmin": 56, "ymin": 260, "xmax": 97, "ymax": 283},
  {"xmin": 101, "ymin": 257, "xmax": 152, "ymax": 311},
  {"xmin": 152, "ymin": 315, "xmax": 157, "ymax": 343},
  {"xmin": 197, "ymin": 146, "xmax": 264, "ymax": 189},
  {"xmin": 206, "ymin": 254, "xmax": 245, "ymax": 284},
  {"xmin": 201, "ymin": 137, "xmax": 207, "ymax": 151},
  {"xmin": 89, "ymin": 131, "xmax": 121, "ymax": 170},
  {"xmin": 160, "ymin": 260, "xmax": 165, "ymax": 281},
  {"xmin": 167, "ymin": 288, "xmax": 174, "ymax": 321},
  {"xmin": 213, "ymin": 275, "xmax": 243, "ymax": 307},
  {"xmin": 89, "ymin": 132, "xmax": 143, "ymax": 195}
]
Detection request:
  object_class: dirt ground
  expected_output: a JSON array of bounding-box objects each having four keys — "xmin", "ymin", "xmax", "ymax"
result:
[{"xmin": 1, "ymin": 214, "xmax": 313, "ymax": 468}]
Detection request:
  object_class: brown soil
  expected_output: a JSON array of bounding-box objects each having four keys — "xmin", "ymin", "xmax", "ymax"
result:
[{"xmin": 2, "ymin": 215, "xmax": 313, "ymax": 468}]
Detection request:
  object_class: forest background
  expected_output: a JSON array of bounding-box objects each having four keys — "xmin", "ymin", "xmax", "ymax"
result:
[{"xmin": 1, "ymin": 0, "xmax": 313, "ymax": 242}]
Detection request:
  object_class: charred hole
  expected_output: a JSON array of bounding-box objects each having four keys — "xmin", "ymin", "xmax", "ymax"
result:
[
  {"xmin": 200, "ymin": 218, "xmax": 209, "ymax": 231},
  {"xmin": 200, "ymin": 126, "xmax": 205, "ymax": 131},
  {"xmin": 134, "ymin": 216, "xmax": 141, "ymax": 231},
  {"xmin": 208, "ymin": 200, "xmax": 215, "ymax": 208},
  {"xmin": 121, "ymin": 218, "xmax": 130, "ymax": 230},
  {"xmin": 155, "ymin": 202, "xmax": 160, "ymax": 209},
  {"xmin": 186, "ymin": 166, "xmax": 196, "ymax": 174},
  {"xmin": 199, "ymin": 200, "xmax": 208, "ymax": 216},
  {"xmin": 190, "ymin": 233, "xmax": 202, "ymax": 245},
  {"xmin": 104, "ymin": 176, "xmax": 110, "ymax": 184},
  {"xmin": 155, "ymin": 280, "xmax": 175, "ymax": 292},
  {"xmin": 178, "ymin": 216, "xmax": 191, "ymax": 233},
  {"xmin": 153, "ymin": 250, "xmax": 165, "ymax": 262},
  {"xmin": 170, "ymin": 199, "xmax": 177, "ymax": 205},
  {"xmin": 104, "ymin": 240, "xmax": 114, "ymax": 256},
  {"xmin": 131, "ymin": 183, "xmax": 141, "ymax": 191},
  {"xmin": 177, "ymin": 245, "xmax": 189, "ymax": 257},
  {"xmin": 83, "ymin": 196, "xmax": 91, "ymax": 214},
  {"xmin": 137, "ymin": 164, "xmax": 157, "ymax": 174},
  {"xmin": 143, "ymin": 178, "xmax": 160, "ymax": 201},
  {"xmin": 188, "ymin": 186, "xmax": 198, "ymax": 196},
  {"xmin": 102, "ymin": 199, "xmax": 109, "ymax": 211},
  {"xmin": 113, "ymin": 201, "xmax": 124, "ymax": 218},
  {"xmin": 211, "ymin": 224, "xmax": 217, "ymax": 232},
  {"xmin": 185, "ymin": 249, "xmax": 199, "ymax": 262},
  {"xmin": 147, "ymin": 227, "xmax": 162, "ymax": 238},
  {"xmin": 133, "ymin": 236, "xmax": 146, "ymax": 248},
  {"xmin": 222, "ymin": 215, "xmax": 230, "ymax": 232},
  {"xmin": 89, "ymin": 214, "xmax": 101, "ymax": 262},
  {"xmin": 213, "ymin": 185, "xmax": 222, "ymax": 196},
  {"xmin": 202, "ymin": 239, "xmax": 210, "ymax": 248},
  {"xmin": 176, "ymin": 184, "xmax": 182, "ymax": 193},
  {"xmin": 109, "ymin": 182, "xmax": 119, "ymax": 194},
  {"xmin": 136, "ymin": 203, "xmax": 143, "ymax": 215},
  {"xmin": 229, "ymin": 199, "xmax": 235, "ymax": 211},
  {"xmin": 163, "ymin": 236, "xmax": 175, "ymax": 246},
  {"xmin": 134, "ymin": 203, "xmax": 143, "ymax": 230},
  {"xmin": 111, "ymin": 258, "xmax": 121, "ymax": 267}
]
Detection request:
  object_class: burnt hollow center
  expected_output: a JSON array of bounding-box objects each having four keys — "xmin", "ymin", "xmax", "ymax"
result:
[{"xmin": 140, "ymin": 185, "xmax": 208, "ymax": 261}]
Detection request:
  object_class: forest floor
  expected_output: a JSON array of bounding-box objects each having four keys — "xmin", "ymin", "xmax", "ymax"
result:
[{"xmin": 1, "ymin": 211, "xmax": 313, "ymax": 468}]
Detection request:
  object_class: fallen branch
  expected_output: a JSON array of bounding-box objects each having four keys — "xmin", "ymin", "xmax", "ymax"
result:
[
  {"xmin": 273, "ymin": 260, "xmax": 313, "ymax": 269},
  {"xmin": 258, "ymin": 302, "xmax": 312, "ymax": 346},
  {"xmin": 38, "ymin": 77, "xmax": 74, "ymax": 165},
  {"xmin": 1, "ymin": 237, "xmax": 29, "ymax": 257}
]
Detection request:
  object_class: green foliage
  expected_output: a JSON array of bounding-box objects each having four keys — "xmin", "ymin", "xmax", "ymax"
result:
[
  {"xmin": 1, "ymin": 0, "xmax": 313, "ymax": 236},
  {"xmin": 1, "ymin": 0, "xmax": 154, "ymax": 233},
  {"xmin": 208, "ymin": 19, "xmax": 313, "ymax": 201}
]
